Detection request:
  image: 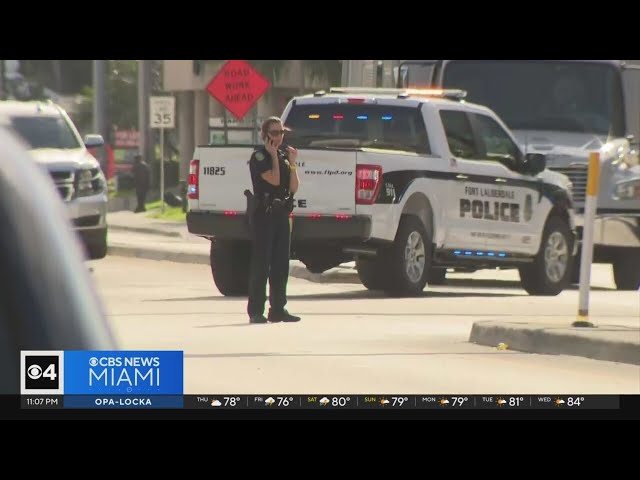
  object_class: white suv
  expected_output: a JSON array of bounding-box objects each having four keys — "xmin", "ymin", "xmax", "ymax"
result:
[{"xmin": 0, "ymin": 101, "xmax": 108, "ymax": 259}]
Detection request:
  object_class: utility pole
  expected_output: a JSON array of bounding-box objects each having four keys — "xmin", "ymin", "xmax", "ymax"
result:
[
  {"xmin": 138, "ymin": 60, "xmax": 152, "ymax": 180},
  {"xmin": 93, "ymin": 60, "xmax": 107, "ymax": 168}
]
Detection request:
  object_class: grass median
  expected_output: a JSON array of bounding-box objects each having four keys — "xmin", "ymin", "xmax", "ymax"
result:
[{"xmin": 145, "ymin": 200, "xmax": 187, "ymax": 222}]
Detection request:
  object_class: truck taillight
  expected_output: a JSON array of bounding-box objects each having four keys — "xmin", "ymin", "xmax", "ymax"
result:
[
  {"xmin": 188, "ymin": 159, "xmax": 200, "ymax": 199},
  {"xmin": 356, "ymin": 164, "xmax": 382, "ymax": 205}
]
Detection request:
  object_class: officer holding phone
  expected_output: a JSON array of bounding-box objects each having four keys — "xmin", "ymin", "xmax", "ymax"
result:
[{"xmin": 247, "ymin": 116, "xmax": 301, "ymax": 324}]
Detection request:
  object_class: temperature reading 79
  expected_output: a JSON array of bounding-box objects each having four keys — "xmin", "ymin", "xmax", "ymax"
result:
[
  {"xmin": 452, "ymin": 397, "xmax": 469, "ymax": 407},
  {"xmin": 392, "ymin": 397, "xmax": 409, "ymax": 407}
]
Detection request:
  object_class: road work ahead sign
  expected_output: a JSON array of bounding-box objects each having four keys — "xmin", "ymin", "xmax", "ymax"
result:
[{"xmin": 206, "ymin": 60, "xmax": 270, "ymax": 120}]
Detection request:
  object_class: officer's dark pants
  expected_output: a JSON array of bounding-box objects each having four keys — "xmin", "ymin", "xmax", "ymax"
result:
[{"xmin": 247, "ymin": 207, "xmax": 291, "ymax": 317}]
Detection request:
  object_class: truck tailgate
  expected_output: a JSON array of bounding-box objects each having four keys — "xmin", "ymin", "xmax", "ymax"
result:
[
  {"xmin": 197, "ymin": 147, "xmax": 358, "ymax": 215},
  {"xmin": 295, "ymin": 149, "xmax": 356, "ymax": 215},
  {"xmin": 197, "ymin": 147, "xmax": 253, "ymax": 212}
]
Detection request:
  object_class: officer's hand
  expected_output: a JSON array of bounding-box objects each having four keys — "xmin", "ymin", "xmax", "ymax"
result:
[
  {"xmin": 266, "ymin": 138, "xmax": 278, "ymax": 159},
  {"xmin": 287, "ymin": 146, "xmax": 298, "ymax": 165}
]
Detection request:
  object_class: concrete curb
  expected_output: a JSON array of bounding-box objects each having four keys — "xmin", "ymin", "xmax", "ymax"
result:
[
  {"xmin": 107, "ymin": 245, "xmax": 208, "ymax": 265},
  {"xmin": 109, "ymin": 225, "xmax": 182, "ymax": 238},
  {"xmin": 469, "ymin": 321, "xmax": 640, "ymax": 365},
  {"xmin": 107, "ymin": 244, "xmax": 360, "ymax": 284}
]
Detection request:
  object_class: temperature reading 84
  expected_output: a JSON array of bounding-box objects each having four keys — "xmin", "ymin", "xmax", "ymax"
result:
[{"xmin": 567, "ymin": 397, "xmax": 584, "ymax": 407}]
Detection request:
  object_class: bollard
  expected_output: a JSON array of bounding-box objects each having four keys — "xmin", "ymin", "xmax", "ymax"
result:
[{"xmin": 573, "ymin": 152, "xmax": 600, "ymax": 328}]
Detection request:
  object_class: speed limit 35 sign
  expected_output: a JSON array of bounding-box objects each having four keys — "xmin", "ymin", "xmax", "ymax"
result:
[{"xmin": 150, "ymin": 96, "xmax": 175, "ymax": 129}]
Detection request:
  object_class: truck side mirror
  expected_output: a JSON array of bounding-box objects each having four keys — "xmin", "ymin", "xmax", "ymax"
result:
[{"xmin": 525, "ymin": 153, "xmax": 546, "ymax": 175}]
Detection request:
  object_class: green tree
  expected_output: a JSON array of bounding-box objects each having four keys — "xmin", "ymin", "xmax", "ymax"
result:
[{"xmin": 74, "ymin": 60, "xmax": 163, "ymax": 135}]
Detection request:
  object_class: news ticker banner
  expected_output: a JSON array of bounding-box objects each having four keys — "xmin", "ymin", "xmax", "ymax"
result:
[{"xmin": 19, "ymin": 351, "xmax": 619, "ymax": 409}]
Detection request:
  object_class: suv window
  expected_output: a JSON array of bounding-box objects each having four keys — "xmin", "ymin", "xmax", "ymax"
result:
[
  {"xmin": 471, "ymin": 113, "xmax": 522, "ymax": 169},
  {"xmin": 284, "ymin": 104, "xmax": 430, "ymax": 154},
  {"xmin": 10, "ymin": 115, "xmax": 82, "ymax": 150},
  {"xmin": 439, "ymin": 110, "xmax": 480, "ymax": 159}
]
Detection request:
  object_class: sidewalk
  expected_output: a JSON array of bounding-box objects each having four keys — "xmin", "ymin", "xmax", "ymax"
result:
[{"xmin": 106, "ymin": 210, "xmax": 640, "ymax": 366}]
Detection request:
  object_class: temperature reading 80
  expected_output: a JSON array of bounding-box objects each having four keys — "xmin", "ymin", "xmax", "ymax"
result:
[{"xmin": 332, "ymin": 397, "xmax": 351, "ymax": 407}]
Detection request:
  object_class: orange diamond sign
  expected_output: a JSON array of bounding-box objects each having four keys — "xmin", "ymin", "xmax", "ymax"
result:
[{"xmin": 206, "ymin": 60, "xmax": 271, "ymax": 120}]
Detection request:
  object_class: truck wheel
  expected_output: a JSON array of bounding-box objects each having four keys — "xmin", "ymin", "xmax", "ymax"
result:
[
  {"xmin": 613, "ymin": 252, "xmax": 640, "ymax": 290},
  {"xmin": 519, "ymin": 216, "xmax": 573, "ymax": 296},
  {"xmin": 356, "ymin": 257, "xmax": 389, "ymax": 290},
  {"xmin": 383, "ymin": 215, "xmax": 431, "ymax": 296},
  {"xmin": 85, "ymin": 228, "xmax": 108, "ymax": 260},
  {"xmin": 427, "ymin": 268, "xmax": 447, "ymax": 285},
  {"xmin": 210, "ymin": 239, "xmax": 250, "ymax": 296}
]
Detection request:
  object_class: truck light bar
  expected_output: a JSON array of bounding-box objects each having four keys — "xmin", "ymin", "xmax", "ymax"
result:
[{"xmin": 325, "ymin": 87, "xmax": 467, "ymax": 100}]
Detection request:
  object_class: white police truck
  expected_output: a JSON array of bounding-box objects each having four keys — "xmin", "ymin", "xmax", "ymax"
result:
[{"xmin": 187, "ymin": 87, "xmax": 577, "ymax": 297}]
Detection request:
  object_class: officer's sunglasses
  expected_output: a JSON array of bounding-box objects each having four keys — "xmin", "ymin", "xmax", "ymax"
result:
[{"xmin": 268, "ymin": 129, "xmax": 286, "ymax": 136}]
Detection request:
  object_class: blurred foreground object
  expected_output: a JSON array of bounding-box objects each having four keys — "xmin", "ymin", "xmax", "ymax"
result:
[{"xmin": 0, "ymin": 128, "xmax": 116, "ymax": 394}]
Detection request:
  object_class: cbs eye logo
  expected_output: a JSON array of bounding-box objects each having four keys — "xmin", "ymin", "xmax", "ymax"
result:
[{"xmin": 21, "ymin": 352, "xmax": 63, "ymax": 394}]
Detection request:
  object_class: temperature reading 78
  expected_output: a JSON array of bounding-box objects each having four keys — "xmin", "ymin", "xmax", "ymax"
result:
[{"xmin": 452, "ymin": 397, "xmax": 469, "ymax": 407}]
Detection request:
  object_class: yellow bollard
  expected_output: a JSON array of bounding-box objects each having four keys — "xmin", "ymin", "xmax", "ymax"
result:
[{"xmin": 573, "ymin": 152, "xmax": 600, "ymax": 328}]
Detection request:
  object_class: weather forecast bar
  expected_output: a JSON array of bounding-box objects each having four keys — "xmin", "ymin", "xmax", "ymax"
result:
[
  {"xmin": 181, "ymin": 395, "xmax": 620, "ymax": 410},
  {"xmin": 19, "ymin": 395, "xmax": 620, "ymax": 410}
]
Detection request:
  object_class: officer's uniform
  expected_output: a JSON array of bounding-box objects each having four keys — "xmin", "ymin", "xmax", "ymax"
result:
[{"xmin": 247, "ymin": 144, "xmax": 297, "ymax": 322}]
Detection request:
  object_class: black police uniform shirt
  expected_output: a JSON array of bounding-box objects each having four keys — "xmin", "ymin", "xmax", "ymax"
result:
[{"xmin": 249, "ymin": 144, "xmax": 291, "ymax": 200}]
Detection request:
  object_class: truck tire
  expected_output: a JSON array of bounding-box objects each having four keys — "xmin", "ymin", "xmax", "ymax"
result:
[
  {"xmin": 519, "ymin": 216, "xmax": 573, "ymax": 296},
  {"xmin": 613, "ymin": 252, "xmax": 640, "ymax": 290},
  {"xmin": 356, "ymin": 257, "xmax": 389, "ymax": 290},
  {"xmin": 427, "ymin": 268, "xmax": 447, "ymax": 285},
  {"xmin": 210, "ymin": 239, "xmax": 250, "ymax": 296},
  {"xmin": 383, "ymin": 215, "xmax": 431, "ymax": 296}
]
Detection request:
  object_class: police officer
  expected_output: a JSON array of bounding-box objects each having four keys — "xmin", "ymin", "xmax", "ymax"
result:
[{"xmin": 247, "ymin": 116, "xmax": 301, "ymax": 324}]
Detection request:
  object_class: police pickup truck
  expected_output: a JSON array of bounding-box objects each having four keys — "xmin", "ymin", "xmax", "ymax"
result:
[{"xmin": 187, "ymin": 87, "xmax": 577, "ymax": 297}]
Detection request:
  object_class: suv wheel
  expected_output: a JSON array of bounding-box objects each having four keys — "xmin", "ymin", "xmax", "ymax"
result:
[{"xmin": 86, "ymin": 228, "xmax": 108, "ymax": 260}]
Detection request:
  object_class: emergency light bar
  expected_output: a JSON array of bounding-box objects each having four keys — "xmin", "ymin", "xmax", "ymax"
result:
[{"xmin": 325, "ymin": 87, "xmax": 467, "ymax": 100}]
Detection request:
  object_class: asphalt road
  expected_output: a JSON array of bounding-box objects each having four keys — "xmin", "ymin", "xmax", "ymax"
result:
[{"xmin": 88, "ymin": 256, "xmax": 640, "ymax": 395}]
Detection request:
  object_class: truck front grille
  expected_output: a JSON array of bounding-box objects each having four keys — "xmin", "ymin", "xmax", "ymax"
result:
[{"xmin": 550, "ymin": 165, "xmax": 588, "ymax": 205}]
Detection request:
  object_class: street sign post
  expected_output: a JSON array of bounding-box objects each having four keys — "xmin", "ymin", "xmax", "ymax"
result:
[
  {"xmin": 150, "ymin": 96, "xmax": 175, "ymax": 213},
  {"xmin": 206, "ymin": 60, "xmax": 270, "ymax": 145}
]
